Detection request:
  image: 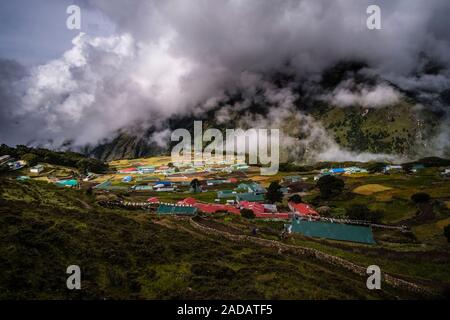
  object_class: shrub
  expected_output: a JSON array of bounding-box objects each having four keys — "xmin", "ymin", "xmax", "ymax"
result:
[
  {"xmin": 0, "ymin": 164, "xmax": 9, "ymax": 174},
  {"xmin": 190, "ymin": 179, "xmax": 201, "ymax": 193},
  {"xmin": 402, "ymin": 163, "xmax": 414, "ymax": 174},
  {"xmin": 316, "ymin": 175, "xmax": 345, "ymax": 199},
  {"xmin": 367, "ymin": 162, "xmax": 386, "ymax": 173},
  {"xmin": 76, "ymin": 158, "xmax": 109, "ymax": 174},
  {"xmin": 367, "ymin": 210, "xmax": 384, "ymax": 224},
  {"xmin": 346, "ymin": 205, "xmax": 384, "ymax": 223},
  {"xmin": 411, "ymin": 192, "xmax": 431, "ymax": 204},
  {"xmin": 288, "ymin": 194, "xmax": 302, "ymax": 203},
  {"xmin": 346, "ymin": 204, "xmax": 371, "ymax": 220},
  {"xmin": 444, "ymin": 224, "xmax": 450, "ymax": 243},
  {"xmin": 265, "ymin": 181, "xmax": 284, "ymax": 203},
  {"xmin": 240, "ymin": 208, "xmax": 255, "ymax": 219}
]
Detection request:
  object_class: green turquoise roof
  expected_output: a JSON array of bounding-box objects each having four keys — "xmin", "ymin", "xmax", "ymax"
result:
[
  {"xmin": 290, "ymin": 219, "xmax": 375, "ymax": 244},
  {"xmin": 55, "ymin": 179, "xmax": 78, "ymax": 187},
  {"xmin": 157, "ymin": 204, "xmax": 197, "ymax": 215},
  {"xmin": 236, "ymin": 193, "xmax": 265, "ymax": 202}
]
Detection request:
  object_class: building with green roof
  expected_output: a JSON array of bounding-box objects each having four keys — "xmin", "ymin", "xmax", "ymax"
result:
[
  {"xmin": 237, "ymin": 182, "xmax": 267, "ymax": 194},
  {"xmin": 289, "ymin": 218, "xmax": 375, "ymax": 244},
  {"xmin": 157, "ymin": 204, "xmax": 198, "ymax": 215},
  {"xmin": 217, "ymin": 190, "xmax": 237, "ymax": 198},
  {"xmin": 236, "ymin": 193, "xmax": 265, "ymax": 202},
  {"xmin": 55, "ymin": 179, "xmax": 78, "ymax": 188}
]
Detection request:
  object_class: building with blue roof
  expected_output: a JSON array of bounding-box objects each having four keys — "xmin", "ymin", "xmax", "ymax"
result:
[
  {"xmin": 330, "ymin": 168, "xmax": 345, "ymax": 174},
  {"xmin": 122, "ymin": 176, "xmax": 133, "ymax": 183}
]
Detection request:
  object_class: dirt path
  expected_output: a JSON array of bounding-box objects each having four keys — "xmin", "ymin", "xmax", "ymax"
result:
[{"xmin": 75, "ymin": 198, "xmax": 92, "ymax": 209}]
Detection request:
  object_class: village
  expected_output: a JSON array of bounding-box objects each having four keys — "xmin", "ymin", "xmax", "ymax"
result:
[{"xmin": 3, "ymin": 152, "xmax": 450, "ymax": 246}]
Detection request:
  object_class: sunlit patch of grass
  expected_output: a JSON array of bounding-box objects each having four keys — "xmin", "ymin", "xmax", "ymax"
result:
[
  {"xmin": 436, "ymin": 217, "xmax": 450, "ymax": 230},
  {"xmin": 413, "ymin": 219, "xmax": 450, "ymax": 246},
  {"xmin": 353, "ymin": 184, "xmax": 392, "ymax": 195}
]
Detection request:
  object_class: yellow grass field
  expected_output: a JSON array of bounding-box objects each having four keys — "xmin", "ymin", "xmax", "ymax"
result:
[
  {"xmin": 353, "ymin": 184, "xmax": 392, "ymax": 195},
  {"xmin": 343, "ymin": 173, "xmax": 369, "ymax": 178},
  {"xmin": 109, "ymin": 156, "xmax": 172, "ymax": 169}
]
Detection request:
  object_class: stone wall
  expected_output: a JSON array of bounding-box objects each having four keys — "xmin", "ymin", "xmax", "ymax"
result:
[{"xmin": 189, "ymin": 218, "xmax": 433, "ymax": 297}]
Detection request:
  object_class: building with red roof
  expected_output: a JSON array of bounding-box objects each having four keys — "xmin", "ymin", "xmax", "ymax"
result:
[
  {"xmin": 288, "ymin": 202, "xmax": 319, "ymax": 216},
  {"xmin": 194, "ymin": 203, "xmax": 240, "ymax": 215},
  {"xmin": 147, "ymin": 197, "xmax": 160, "ymax": 204},
  {"xmin": 239, "ymin": 201, "xmax": 265, "ymax": 214},
  {"xmin": 178, "ymin": 197, "xmax": 197, "ymax": 205}
]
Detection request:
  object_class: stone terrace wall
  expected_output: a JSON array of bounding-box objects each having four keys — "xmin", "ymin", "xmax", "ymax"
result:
[{"xmin": 189, "ymin": 218, "xmax": 433, "ymax": 297}]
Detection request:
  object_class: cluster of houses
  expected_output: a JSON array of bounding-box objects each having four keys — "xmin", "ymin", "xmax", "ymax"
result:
[
  {"xmin": 313, "ymin": 163, "xmax": 429, "ymax": 180},
  {"xmin": 137, "ymin": 179, "xmax": 310, "ymax": 219},
  {"xmin": 217, "ymin": 182, "xmax": 268, "ymax": 204},
  {"xmin": 383, "ymin": 164, "xmax": 424, "ymax": 173},
  {"xmin": 314, "ymin": 166, "xmax": 368, "ymax": 180},
  {"xmin": 118, "ymin": 166, "xmax": 174, "ymax": 175},
  {"xmin": 0, "ymin": 155, "xmax": 26, "ymax": 171},
  {"xmin": 126, "ymin": 178, "xmax": 246, "ymax": 193},
  {"xmin": 116, "ymin": 161, "xmax": 250, "ymax": 177},
  {"xmin": 146, "ymin": 193, "xmax": 319, "ymax": 220},
  {"xmin": 144, "ymin": 194, "xmax": 377, "ymax": 244}
]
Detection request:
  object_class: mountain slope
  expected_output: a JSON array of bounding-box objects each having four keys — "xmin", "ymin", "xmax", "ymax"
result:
[{"xmin": 88, "ymin": 62, "xmax": 448, "ymax": 162}]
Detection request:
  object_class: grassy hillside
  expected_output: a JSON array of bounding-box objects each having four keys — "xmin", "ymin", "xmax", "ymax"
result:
[
  {"xmin": 0, "ymin": 179, "xmax": 433, "ymax": 300},
  {"xmin": 313, "ymin": 102, "xmax": 440, "ymax": 155}
]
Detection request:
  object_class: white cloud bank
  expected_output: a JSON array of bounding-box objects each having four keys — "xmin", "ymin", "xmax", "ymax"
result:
[{"xmin": 0, "ymin": 0, "xmax": 449, "ymax": 160}]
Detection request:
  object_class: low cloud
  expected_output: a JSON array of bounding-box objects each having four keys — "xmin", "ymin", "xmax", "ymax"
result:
[
  {"xmin": 0, "ymin": 0, "xmax": 449, "ymax": 160},
  {"xmin": 322, "ymin": 80, "xmax": 402, "ymax": 108}
]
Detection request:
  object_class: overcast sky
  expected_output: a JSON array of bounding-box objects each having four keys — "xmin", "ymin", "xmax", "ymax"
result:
[
  {"xmin": 0, "ymin": 0, "xmax": 114, "ymax": 65},
  {"xmin": 0, "ymin": 0, "xmax": 449, "ymax": 153}
]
